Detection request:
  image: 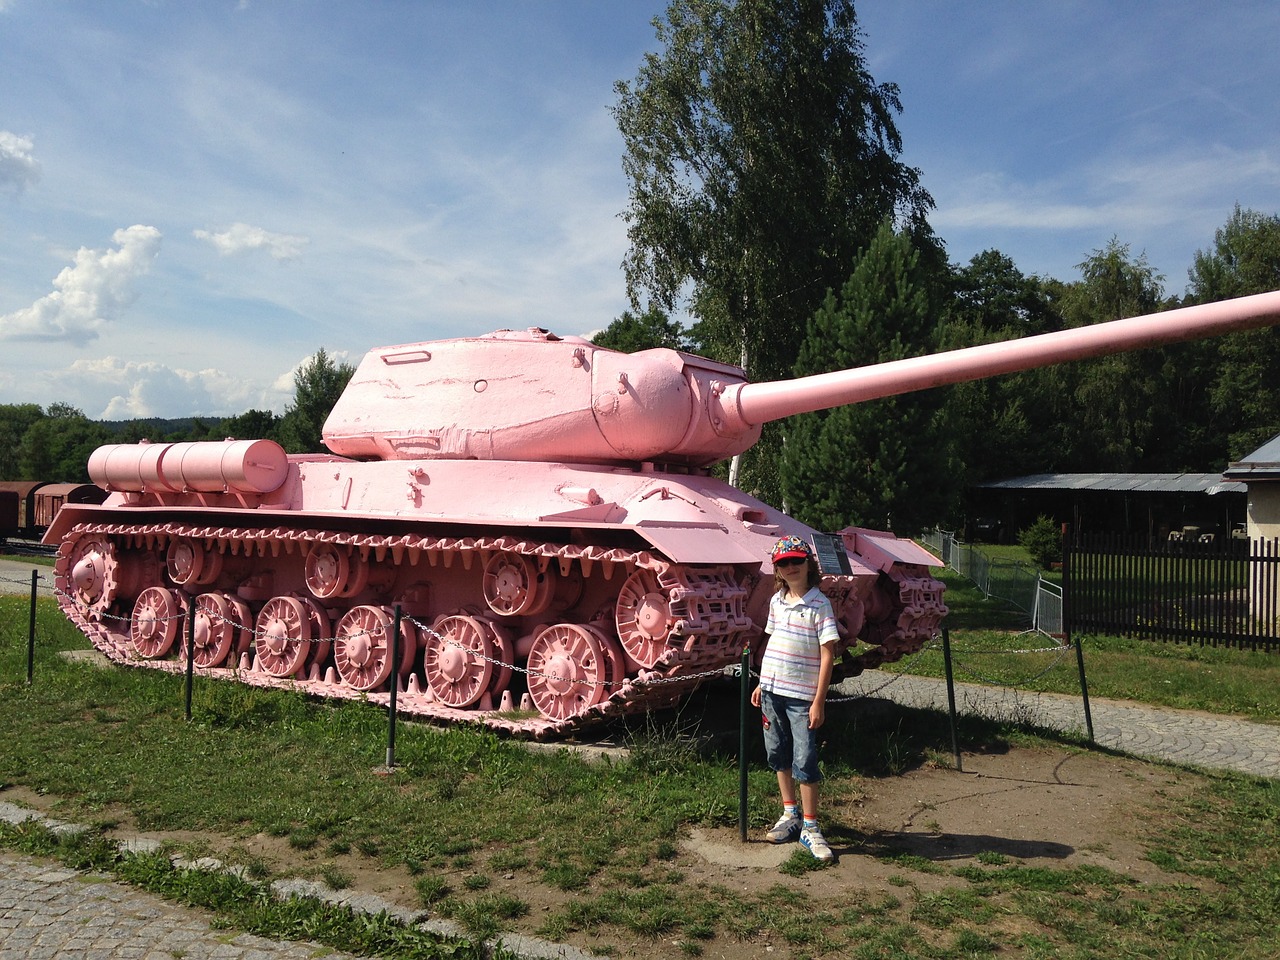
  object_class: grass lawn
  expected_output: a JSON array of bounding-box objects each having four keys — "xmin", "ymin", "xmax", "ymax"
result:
[
  {"xmin": 3, "ymin": 580, "xmax": 1279, "ymax": 958},
  {"xmin": 928, "ymin": 560, "xmax": 1280, "ymax": 726}
]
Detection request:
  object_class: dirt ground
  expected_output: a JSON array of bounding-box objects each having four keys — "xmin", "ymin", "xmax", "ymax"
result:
[{"xmin": 1, "ymin": 741, "xmax": 1196, "ymax": 959}]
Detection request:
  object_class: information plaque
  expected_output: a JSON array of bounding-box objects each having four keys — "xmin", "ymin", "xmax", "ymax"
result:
[{"xmin": 810, "ymin": 533, "xmax": 852, "ymax": 575}]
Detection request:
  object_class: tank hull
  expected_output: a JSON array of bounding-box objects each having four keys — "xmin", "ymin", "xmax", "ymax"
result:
[{"xmin": 48, "ymin": 453, "xmax": 945, "ymax": 737}]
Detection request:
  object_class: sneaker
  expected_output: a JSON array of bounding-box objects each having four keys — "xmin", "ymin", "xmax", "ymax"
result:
[
  {"xmin": 800, "ymin": 826, "xmax": 834, "ymax": 861},
  {"xmin": 765, "ymin": 812, "xmax": 800, "ymax": 844}
]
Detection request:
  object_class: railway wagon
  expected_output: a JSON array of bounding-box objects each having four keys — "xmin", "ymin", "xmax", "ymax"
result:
[
  {"xmin": 0, "ymin": 481, "xmax": 107, "ymax": 542},
  {"xmin": 0, "ymin": 482, "xmax": 47, "ymax": 534},
  {"xmin": 32, "ymin": 483, "xmax": 108, "ymax": 530},
  {"xmin": 0, "ymin": 489, "xmax": 18, "ymax": 541}
]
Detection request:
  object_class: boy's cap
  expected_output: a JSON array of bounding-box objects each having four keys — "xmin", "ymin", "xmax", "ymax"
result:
[{"xmin": 770, "ymin": 535, "xmax": 813, "ymax": 563}]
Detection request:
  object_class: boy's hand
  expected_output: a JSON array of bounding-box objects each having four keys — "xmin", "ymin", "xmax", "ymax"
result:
[
  {"xmin": 808, "ymin": 699, "xmax": 825, "ymax": 729},
  {"xmin": 750, "ymin": 686, "xmax": 761, "ymax": 708}
]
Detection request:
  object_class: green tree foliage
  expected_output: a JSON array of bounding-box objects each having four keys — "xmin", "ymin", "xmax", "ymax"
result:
[
  {"xmin": 591, "ymin": 307, "xmax": 691, "ymax": 353},
  {"xmin": 780, "ymin": 222, "xmax": 955, "ymax": 533},
  {"xmin": 15, "ymin": 403, "xmax": 112, "ymax": 482},
  {"xmin": 212, "ymin": 409, "xmax": 281, "ymax": 442},
  {"xmin": 1047, "ymin": 239, "xmax": 1172, "ymax": 471},
  {"xmin": 0, "ymin": 403, "xmax": 45, "ymax": 480},
  {"xmin": 1189, "ymin": 206, "xmax": 1280, "ymax": 459},
  {"xmin": 1018, "ymin": 515, "xmax": 1062, "ymax": 569},
  {"xmin": 1061, "ymin": 237, "xmax": 1165, "ymax": 324},
  {"xmin": 613, "ymin": 0, "xmax": 935, "ymax": 503},
  {"xmin": 936, "ymin": 251, "xmax": 1063, "ymax": 488},
  {"xmin": 275, "ymin": 349, "xmax": 356, "ymax": 454}
]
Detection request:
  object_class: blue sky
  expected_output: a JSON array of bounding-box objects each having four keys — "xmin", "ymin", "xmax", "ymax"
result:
[{"xmin": 2, "ymin": 1, "xmax": 1278, "ymax": 420}]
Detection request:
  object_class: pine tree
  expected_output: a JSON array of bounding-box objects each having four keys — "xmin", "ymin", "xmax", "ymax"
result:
[{"xmin": 780, "ymin": 222, "xmax": 954, "ymax": 533}]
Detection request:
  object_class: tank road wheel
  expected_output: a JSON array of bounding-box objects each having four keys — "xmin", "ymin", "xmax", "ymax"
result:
[
  {"xmin": 180, "ymin": 592, "xmax": 242, "ymax": 668},
  {"xmin": 481, "ymin": 552, "xmax": 553, "ymax": 617},
  {"xmin": 597, "ymin": 632, "xmax": 627, "ymax": 695},
  {"xmin": 334, "ymin": 605, "xmax": 408, "ymax": 692},
  {"xmin": 483, "ymin": 619, "xmax": 514, "ymax": 698},
  {"xmin": 165, "ymin": 538, "xmax": 223, "ymax": 587},
  {"xmin": 615, "ymin": 570, "xmax": 674, "ymax": 668},
  {"xmin": 67, "ymin": 534, "xmax": 120, "ymax": 618},
  {"xmin": 422, "ymin": 615, "xmax": 494, "ymax": 707},
  {"xmin": 130, "ymin": 586, "xmax": 184, "ymax": 659},
  {"xmin": 224, "ymin": 595, "xmax": 254, "ymax": 658},
  {"xmin": 297, "ymin": 596, "xmax": 333, "ymax": 673},
  {"xmin": 254, "ymin": 596, "xmax": 313, "ymax": 677},
  {"xmin": 526, "ymin": 623, "xmax": 610, "ymax": 721},
  {"xmin": 305, "ymin": 543, "xmax": 370, "ymax": 600}
]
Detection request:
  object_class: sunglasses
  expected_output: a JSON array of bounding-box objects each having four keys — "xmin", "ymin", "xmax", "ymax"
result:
[{"xmin": 774, "ymin": 555, "xmax": 807, "ymax": 568}]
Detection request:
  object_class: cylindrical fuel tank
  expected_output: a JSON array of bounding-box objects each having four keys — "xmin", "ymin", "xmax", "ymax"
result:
[{"xmin": 88, "ymin": 440, "xmax": 289, "ymax": 495}]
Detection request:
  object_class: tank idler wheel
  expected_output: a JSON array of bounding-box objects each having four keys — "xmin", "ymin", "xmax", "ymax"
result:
[
  {"xmin": 130, "ymin": 586, "xmax": 184, "ymax": 659},
  {"xmin": 334, "ymin": 605, "xmax": 413, "ymax": 692},
  {"xmin": 615, "ymin": 570, "xmax": 674, "ymax": 668},
  {"xmin": 254, "ymin": 596, "xmax": 313, "ymax": 677},
  {"xmin": 305, "ymin": 543, "xmax": 370, "ymax": 600},
  {"xmin": 166, "ymin": 538, "xmax": 223, "ymax": 587},
  {"xmin": 181, "ymin": 592, "xmax": 241, "ymax": 668},
  {"xmin": 423, "ymin": 615, "xmax": 494, "ymax": 707},
  {"xmin": 526, "ymin": 623, "xmax": 612, "ymax": 721},
  {"xmin": 481, "ymin": 552, "xmax": 553, "ymax": 617},
  {"xmin": 67, "ymin": 534, "xmax": 120, "ymax": 617}
]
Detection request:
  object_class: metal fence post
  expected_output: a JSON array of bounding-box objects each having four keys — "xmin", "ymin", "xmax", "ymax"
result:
[
  {"xmin": 26, "ymin": 569, "xmax": 38, "ymax": 684},
  {"xmin": 184, "ymin": 598, "xmax": 196, "ymax": 720},
  {"xmin": 739, "ymin": 645, "xmax": 750, "ymax": 843},
  {"xmin": 941, "ymin": 628, "xmax": 962, "ymax": 771},
  {"xmin": 386, "ymin": 605, "xmax": 402, "ymax": 770},
  {"xmin": 1074, "ymin": 634, "xmax": 1094, "ymax": 744}
]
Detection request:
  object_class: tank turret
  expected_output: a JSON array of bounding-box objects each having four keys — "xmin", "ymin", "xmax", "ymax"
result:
[
  {"xmin": 322, "ymin": 291, "xmax": 1280, "ymax": 467},
  {"xmin": 46, "ymin": 290, "xmax": 1280, "ymax": 738}
]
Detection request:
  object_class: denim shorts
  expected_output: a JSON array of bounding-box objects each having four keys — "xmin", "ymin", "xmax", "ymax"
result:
[{"xmin": 761, "ymin": 689, "xmax": 823, "ymax": 784}]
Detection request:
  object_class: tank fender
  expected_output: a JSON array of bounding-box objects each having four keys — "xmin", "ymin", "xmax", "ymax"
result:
[{"xmin": 840, "ymin": 526, "xmax": 943, "ymax": 572}]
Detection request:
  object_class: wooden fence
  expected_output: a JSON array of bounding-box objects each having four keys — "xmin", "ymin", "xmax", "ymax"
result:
[{"xmin": 1064, "ymin": 532, "xmax": 1280, "ymax": 651}]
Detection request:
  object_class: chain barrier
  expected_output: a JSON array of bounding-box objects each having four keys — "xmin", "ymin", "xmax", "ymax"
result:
[
  {"xmin": 23, "ymin": 574, "xmax": 735, "ymax": 692},
  {"xmin": 749, "ymin": 630, "xmax": 1077, "ymax": 704},
  {"xmin": 12, "ymin": 563, "xmax": 1080, "ymax": 706},
  {"xmin": 7, "ymin": 565, "xmax": 1075, "ymax": 699},
  {"xmin": 945, "ymin": 641, "xmax": 1075, "ymax": 688},
  {"xmin": 739, "ymin": 639, "xmax": 942, "ymax": 704},
  {"xmin": 0, "ymin": 568, "xmax": 50, "ymax": 593}
]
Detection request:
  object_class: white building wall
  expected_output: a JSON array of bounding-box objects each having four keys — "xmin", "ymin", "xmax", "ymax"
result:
[{"xmin": 1246, "ymin": 483, "xmax": 1280, "ymax": 540}]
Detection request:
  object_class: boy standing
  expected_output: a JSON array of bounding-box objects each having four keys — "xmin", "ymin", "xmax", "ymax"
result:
[{"xmin": 750, "ymin": 534, "xmax": 839, "ymax": 861}]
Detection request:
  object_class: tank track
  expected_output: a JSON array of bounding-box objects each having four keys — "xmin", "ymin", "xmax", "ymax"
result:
[
  {"xmin": 54, "ymin": 521, "xmax": 754, "ymax": 739},
  {"xmin": 847, "ymin": 569, "xmax": 948, "ymax": 672}
]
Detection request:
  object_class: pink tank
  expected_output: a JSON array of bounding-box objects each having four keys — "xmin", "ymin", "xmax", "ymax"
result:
[{"xmin": 47, "ymin": 290, "xmax": 1280, "ymax": 737}]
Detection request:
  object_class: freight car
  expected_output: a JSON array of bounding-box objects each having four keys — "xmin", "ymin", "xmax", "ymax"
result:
[
  {"xmin": 0, "ymin": 490, "xmax": 18, "ymax": 542},
  {"xmin": 0, "ymin": 481, "xmax": 107, "ymax": 546}
]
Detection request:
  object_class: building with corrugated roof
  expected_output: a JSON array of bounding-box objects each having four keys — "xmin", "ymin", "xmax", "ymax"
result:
[
  {"xmin": 1223, "ymin": 435, "xmax": 1280, "ymax": 539},
  {"xmin": 968, "ymin": 472, "xmax": 1246, "ymax": 545}
]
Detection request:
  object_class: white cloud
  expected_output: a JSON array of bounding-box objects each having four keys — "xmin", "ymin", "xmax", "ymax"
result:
[
  {"xmin": 51, "ymin": 356, "xmax": 296, "ymax": 420},
  {"xmin": 0, "ymin": 225, "xmax": 161, "ymax": 343},
  {"xmin": 933, "ymin": 144, "xmax": 1280, "ymax": 237},
  {"xmin": 193, "ymin": 222, "xmax": 309, "ymax": 260},
  {"xmin": 0, "ymin": 130, "xmax": 40, "ymax": 190}
]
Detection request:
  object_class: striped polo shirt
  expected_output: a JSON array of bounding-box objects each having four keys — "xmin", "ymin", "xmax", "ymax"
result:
[{"xmin": 759, "ymin": 586, "xmax": 840, "ymax": 702}]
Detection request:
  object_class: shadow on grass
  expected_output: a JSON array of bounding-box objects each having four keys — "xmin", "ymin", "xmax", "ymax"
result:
[{"xmin": 593, "ymin": 676, "xmax": 1090, "ymax": 782}]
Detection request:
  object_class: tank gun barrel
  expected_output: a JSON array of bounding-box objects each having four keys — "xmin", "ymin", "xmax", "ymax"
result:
[{"xmin": 720, "ymin": 290, "xmax": 1280, "ymax": 430}]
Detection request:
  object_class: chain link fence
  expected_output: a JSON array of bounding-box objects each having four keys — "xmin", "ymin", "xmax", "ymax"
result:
[{"xmin": 922, "ymin": 529, "xmax": 1062, "ymax": 638}]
